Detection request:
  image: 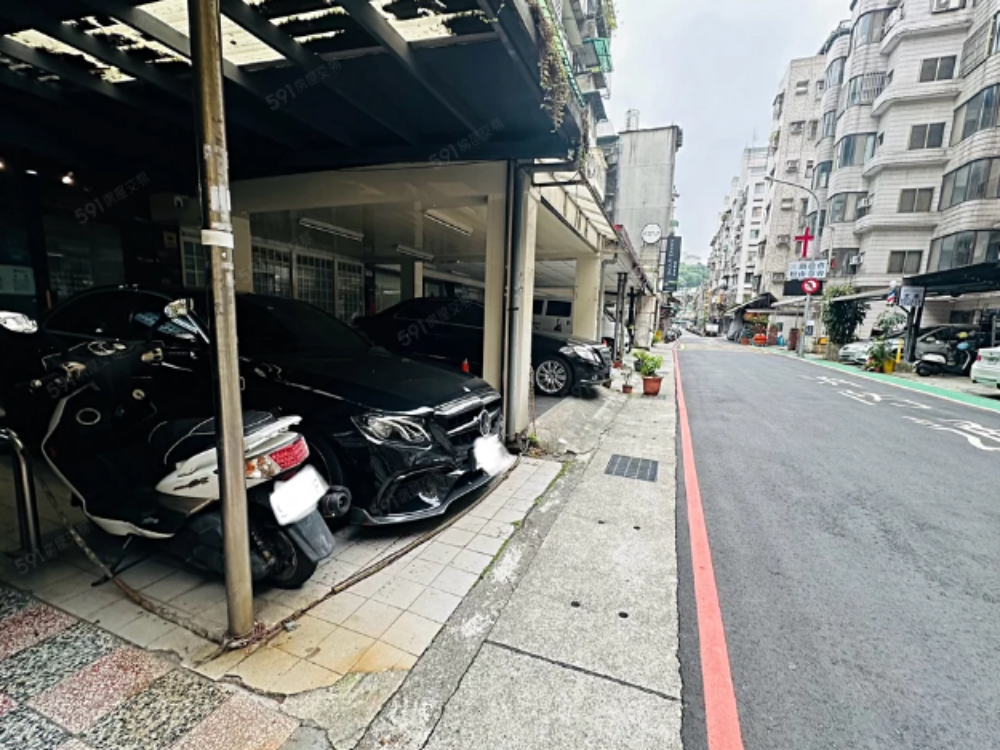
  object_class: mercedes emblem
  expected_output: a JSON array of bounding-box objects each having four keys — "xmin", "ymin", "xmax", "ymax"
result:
[{"xmin": 478, "ymin": 410, "xmax": 492, "ymax": 437}]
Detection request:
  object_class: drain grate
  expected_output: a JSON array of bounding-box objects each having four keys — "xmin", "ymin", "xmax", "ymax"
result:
[{"xmin": 604, "ymin": 454, "xmax": 659, "ymax": 483}]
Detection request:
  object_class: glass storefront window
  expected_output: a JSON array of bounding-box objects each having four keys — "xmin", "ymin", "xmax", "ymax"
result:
[{"xmin": 44, "ymin": 217, "xmax": 125, "ymax": 305}]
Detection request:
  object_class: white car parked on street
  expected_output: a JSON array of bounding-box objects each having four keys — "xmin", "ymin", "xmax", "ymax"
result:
[{"xmin": 971, "ymin": 346, "xmax": 1000, "ymax": 389}]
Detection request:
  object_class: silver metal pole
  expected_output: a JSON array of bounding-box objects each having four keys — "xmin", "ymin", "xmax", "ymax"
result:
[
  {"xmin": 504, "ymin": 164, "xmax": 527, "ymax": 442},
  {"xmin": 0, "ymin": 428, "xmax": 41, "ymax": 554},
  {"xmin": 799, "ymin": 293, "xmax": 812, "ymax": 358},
  {"xmin": 188, "ymin": 0, "xmax": 254, "ymax": 638}
]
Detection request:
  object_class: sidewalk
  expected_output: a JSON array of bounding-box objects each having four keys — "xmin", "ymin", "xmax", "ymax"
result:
[{"xmin": 357, "ymin": 345, "xmax": 682, "ymax": 749}]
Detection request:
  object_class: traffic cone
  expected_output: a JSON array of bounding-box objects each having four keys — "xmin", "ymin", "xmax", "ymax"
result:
[{"xmin": 462, "ymin": 359, "xmax": 470, "ymax": 374}]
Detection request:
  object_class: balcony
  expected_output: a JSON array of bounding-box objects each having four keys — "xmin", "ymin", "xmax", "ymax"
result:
[
  {"xmin": 853, "ymin": 212, "xmax": 939, "ymax": 236},
  {"xmin": 882, "ymin": 4, "xmax": 973, "ymax": 56},
  {"xmin": 862, "ymin": 148, "xmax": 950, "ymax": 178},
  {"xmin": 871, "ymin": 78, "xmax": 962, "ymax": 117}
]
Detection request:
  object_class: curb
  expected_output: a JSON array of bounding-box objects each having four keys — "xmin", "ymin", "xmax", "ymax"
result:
[{"xmin": 763, "ymin": 347, "xmax": 1000, "ymax": 415}]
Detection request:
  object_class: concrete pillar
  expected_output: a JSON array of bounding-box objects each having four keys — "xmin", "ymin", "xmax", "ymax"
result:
[
  {"xmin": 636, "ymin": 293, "xmax": 657, "ymax": 348},
  {"xmin": 572, "ymin": 253, "xmax": 602, "ymax": 341},
  {"xmin": 400, "ymin": 260, "xmax": 424, "ymax": 300},
  {"xmin": 483, "ymin": 193, "xmax": 507, "ymax": 390},
  {"xmin": 232, "ymin": 213, "xmax": 253, "ymax": 293}
]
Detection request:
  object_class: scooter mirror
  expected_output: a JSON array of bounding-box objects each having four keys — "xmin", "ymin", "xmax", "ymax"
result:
[
  {"xmin": 164, "ymin": 298, "xmax": 194, "ymax": 320},
  {"xmin": 0, "ymin": 311, "xmax": 39, "ymax": 334}
]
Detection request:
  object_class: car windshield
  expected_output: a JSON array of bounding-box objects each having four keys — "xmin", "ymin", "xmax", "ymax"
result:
[{"xmin": 235, "ymin": 296, "xmax": 369, "ymax": 355}]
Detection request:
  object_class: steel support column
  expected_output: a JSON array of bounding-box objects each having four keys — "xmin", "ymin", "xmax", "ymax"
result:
[{"xmin": 188, "ymin": 0, "xmax": 254, "ymax": 638}]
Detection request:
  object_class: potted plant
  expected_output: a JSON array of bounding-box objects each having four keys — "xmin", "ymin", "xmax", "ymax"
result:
[
  {"xmin": 639, "ymin": 352, "xmax": 664, "ymax": 396},
  {"xmin": 865, "ymin": 339, "xmax": 895, "ymax": 373},
  {"xmin": 621, "ymin": 363, "xmax": 635, "ymax": 395}
]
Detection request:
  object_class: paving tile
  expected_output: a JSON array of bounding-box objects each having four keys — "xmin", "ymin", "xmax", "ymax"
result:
[
  {"xmin": 0, "ymin": 706, "xmax": 67, "ymax": 749},
  {"xmin": 451, "ymin": 515, "xmax": 489, "ymax": 534},
  {"xmin": 380, "ymin": 612, "xmax": 442, "ymax": 656},
  {"xmin": 33, "ymin": 571, "xmax": 103, "ymax": 608},
  {"xmin": 167, "ymin": 582, "xmax": 227, "ymax": 613},
  {"xmin": 194, "ymin": 647, "xmax": 247, "ymax": 681},
  {"xmin": 430, "ymin": 566, "xmax": 479, "ymax": 597},
  {"xmin": 0, "ymin": 603, "xmax": 76, "ymax": 660},
  {"xmin": 394, "ymin": 652, "xmax": 419, "ymax": 670},
  {"xmin": 419, "ymin": 541, "xmax": 462, "ymax": 566},
  {"xmin": 0, "ymin": 587, "xmax": 33, "ymax": 620},
  {"xmin": 449, "ymin": 549, "xmax": 494, "ymax": 576},
  {"xmin": 466, "ymin": 504, "xmax": 496, "ymax": 521},
  {"xmin": 145, "ymin": 626, "xmax": 217, "ymax": 666},
  {"xmin": 273, "ymin": 615, "xmax": 338, "ymax": 659},
  {"xmin": 268, "ymin": 660, "xmax": 341, "ymax": 695},
  {"xmin": 491, "ymin": 508, "xmax": 527, "ymax": 524},
  {"xmin": 82, "ymin": 669, "xmax": 228, "ymax": 750},
  {"xmin": 231, "ymin": 646, "xmax": 300, "ymax": 692},
  {"xmin": 139, "ymin": 570, "xmax": 204, "ymax": 603},
  {"xmin": 10, "ymin": 561, "xmax": 81, "ymax": 593},
  {"xmin": 465, "ymin": 534, "xmax": 507, "ymax": 557},
  {"xmin": 112, "ymin": 612, "xmax": 179, "ymax": 649},
  {"xmin": 171, "ymin": 693, "xmax": 298, "ymax": 750},
  {"xmin": 56, "ymin": 586, "xmax": 126, "ymax": 621},
  {"xmin": 255, "ymin": 601, "xmax": 296, "ymax": 628},
  {"xmin": 55, "ymin": 740, "xmax": 94, "ymax": 750},
  {"xmin": 346, "ymin": 569, "xmax": 394, "ymax": 599},
  {"xmin": 341, "ymin": 599, "xmax": 403, "ymax": 639},
  {"xmin": 310, "ymin": 592, "xmax": 367, "ymax": 626},
  {"xmin": 336, "ymin": 544, "xmax": 383, "ymax": 567},
  {"xmin": 116, "ymin": 559, "xmax": 176, "ymax": 590},
  {"xmin": 309, "ymin": 627, "xmax": 375, "ymax": 674},
  {"xmin": 313, "ymin": 559, "xmax": 362, "ymax": 587},
  {"xmin": 408, "ymin": 588, "xmax": 462, "ymax": 625},
  {"xmin": 29, "ymin": 647, "xmax": 172, "ymax": 733},
  {"xmin": 353, "ymin": 641, "xmax": 411, "ymax": 673},
  {"xmin": 273, "ymin": 581, "xmax": 331, "ymax": 612},
  {"xmin": 88, "ymin": 599, "xmax": 146, "ymax": 634},
  {"xmin": 437, "ymin": 528, "xmax": 475, "ymax": 548},
  {"xmin": 0, "ymin": 694, "xmax": 16, "ymax": 718},
  {"xmin": 477, "ymin": 520, "xmax": 516, "ymax": 540},
  {"xmin": 370, "ymin": 578, "xmax": 426, "ymax": 610},
  {"xmin": 397, "ymin": 559, "xmax": 446, "ymax": 587},
  {"xmin": 0, "ymin": 623, "xmax": 118, "ymax": 701}
]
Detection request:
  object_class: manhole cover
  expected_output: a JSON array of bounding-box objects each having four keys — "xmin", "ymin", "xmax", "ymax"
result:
[{"xmin": 604, "ymin": 454, "xmax": 658, "ymax": 483}]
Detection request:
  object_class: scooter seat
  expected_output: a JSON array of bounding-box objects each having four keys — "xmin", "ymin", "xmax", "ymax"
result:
[{"xmin": 148, "ymin": 410, "xmax": 276, "ymax": 467}]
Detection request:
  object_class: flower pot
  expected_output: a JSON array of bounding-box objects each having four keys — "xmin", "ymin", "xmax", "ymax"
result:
[
  {"xmin": 740, "ymin": 338, "xmax": 749, "ymax": 346},
  {"xmin": 882, "ymin": 360, "xmax": 896, "ymax": 374},
  {"xmin": 622, "ymin": 384, "xmax": 634, "ymax": 395},
  {"xmin": 642, "ymin": 376, "xmax": 663, "ymax": 396},
  {"xmin": 613, "ymin": 361, "xmax": 622, "ymax": 369}
]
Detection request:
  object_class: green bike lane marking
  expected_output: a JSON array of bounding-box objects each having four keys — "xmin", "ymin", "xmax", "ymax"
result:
[{"xmin": 765, "ymin": 347, "xmax": 1000, "ymax": 415}]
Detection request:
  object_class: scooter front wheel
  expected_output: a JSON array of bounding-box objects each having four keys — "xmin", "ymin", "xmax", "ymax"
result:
[{"xmin": 266, "ymin": 530, "xmax": 318, "ymax": 589}]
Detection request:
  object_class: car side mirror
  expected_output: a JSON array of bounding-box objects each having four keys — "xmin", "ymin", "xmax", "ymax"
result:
[
  {"xmin": 0, "ymin": 311, "xmax": 39, "ymax": 334},
  {"xmin": 165, "ymin": 298, "xmax": 194, "ymax": 320}
]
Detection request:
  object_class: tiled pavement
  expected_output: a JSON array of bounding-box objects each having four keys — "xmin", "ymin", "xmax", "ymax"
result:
[{"xmin": 0, "ymin": 458, "xmax": 561, "ymax": 747}]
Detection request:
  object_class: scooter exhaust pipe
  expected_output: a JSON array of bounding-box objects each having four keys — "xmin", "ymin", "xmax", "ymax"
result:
[{"xmin": 319, "ymin": 486, "xmax": 352, "ymax": 519}]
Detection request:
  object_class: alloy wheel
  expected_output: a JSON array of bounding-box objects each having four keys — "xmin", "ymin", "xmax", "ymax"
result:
[{"xmin": 535, "ymin": 359, "xmax": 569, "ymax": 395}]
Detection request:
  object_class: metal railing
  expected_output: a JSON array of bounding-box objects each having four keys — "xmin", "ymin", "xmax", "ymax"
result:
[{"xmin": 0, "ymin": 427, "xmax": 41, "ymax": 555}]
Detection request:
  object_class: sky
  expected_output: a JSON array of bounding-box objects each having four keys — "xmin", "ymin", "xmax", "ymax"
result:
[{"xmin": 609, "ymin": 0, "xmax": 850, "ymax": 262}]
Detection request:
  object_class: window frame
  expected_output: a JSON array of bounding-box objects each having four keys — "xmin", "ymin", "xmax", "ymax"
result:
[
  {"xmin": 887, "ymin": 250, "xmax": 923, "ymax": 275},
  {"xmin": 898, "ymin": 188, "xmax": 935, "ymax": 213},
  {"xmin": 835, "ymin": 133, "xmax": 877, "ymax": 169},
  {"xmin": 909, "ymin": 123, "xmax": 946, "ymax": 150}
]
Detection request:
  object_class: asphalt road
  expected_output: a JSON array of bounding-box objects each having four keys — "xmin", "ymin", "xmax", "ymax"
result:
[{"xmin": 676, "ymin": 335, "xmax": 1000, "ymax": 750}]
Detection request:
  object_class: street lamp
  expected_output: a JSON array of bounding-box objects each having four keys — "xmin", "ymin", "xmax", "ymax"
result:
[{"xmin": 763, "ymin": 175, "xmax": 822, "ymax": 359}]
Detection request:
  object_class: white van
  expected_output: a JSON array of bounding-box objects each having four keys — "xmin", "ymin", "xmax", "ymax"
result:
[{"xmin": 532, "ymin": 298, "xmax": 631, "ymax": 350}]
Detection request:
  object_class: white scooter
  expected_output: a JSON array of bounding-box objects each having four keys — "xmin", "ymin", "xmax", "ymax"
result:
[{"xmin": 7, "ymin": 305, "xmax": 340, "ymax": 588}]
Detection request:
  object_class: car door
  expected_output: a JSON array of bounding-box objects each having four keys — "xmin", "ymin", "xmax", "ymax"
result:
[
  {"xmin": 391, "ymin": 298, "xmax": 462, "ymax": 367},
  {"xmin": 446, "ymin": 300, "xmax": 487, "ymax": 375}
]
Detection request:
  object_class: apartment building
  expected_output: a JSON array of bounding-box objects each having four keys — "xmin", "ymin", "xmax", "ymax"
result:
[
  {"xmin": 810, "ymin": 0, "xmax": 1000, "ymax": 336},
  {"xmin": 758, "ymin": 54, "xmax": 830, "ymax": 301}
]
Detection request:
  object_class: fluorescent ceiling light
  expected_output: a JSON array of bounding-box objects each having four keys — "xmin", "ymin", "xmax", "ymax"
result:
[
  {"xmin": 299, "ymin": 218, "xmax": 363, "ymax": 242},
  {"xmin": 425, "ymin": 211, "xmax": 473, "ymax": 237},
  {"xmin": 395, "ymin": 244, "xmax": 434, "ymax": 262}
]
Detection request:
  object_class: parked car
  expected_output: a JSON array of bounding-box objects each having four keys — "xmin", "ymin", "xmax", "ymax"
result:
[
  {"xmin": 5, "ymin": 287, "xmax": 511, "ymax": 526},
  {"xmin": 355, "ymin": 297, "xmax": 612, "ymax": 397},
  {"xmin": 531, "ymin": 297, "xmax": 631, "ymax": 352},
  {"xmin": 971, "ymin": 346, "xmax": 1000, "ymax": 389},
  {"xmin": 839, "ymin": 326, "xmax": 980, "ymax": 366},
  {"xmin": 839, "ymin": 337, "xmax": 904, "ymax": 366}
]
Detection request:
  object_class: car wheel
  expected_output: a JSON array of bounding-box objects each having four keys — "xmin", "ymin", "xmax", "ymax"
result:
[{"xmin": 534, "ymin": 357, "xmax": 572, "ymax": 397}]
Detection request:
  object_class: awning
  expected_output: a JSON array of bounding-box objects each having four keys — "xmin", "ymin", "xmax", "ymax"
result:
[
  {"xmin": 773, "ymin": 287, "xmax": 889, "ymax": 308},
  {"xmin": 904, "ymin": 261, "xmax": 1000, "ymax": 296},
  {"xmin": 726, "ymin": 292, "xmax": 776, "ymax": 316}
]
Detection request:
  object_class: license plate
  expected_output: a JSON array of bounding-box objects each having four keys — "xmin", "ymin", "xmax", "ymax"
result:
[
  {"xmin": 987, "ymin": 355, "xmax": 1000, "ymax": 365},
  {"xmin": 473, "ymin": 435, "xmax": 515, "ymax": 477},
  {"xmin": 270, "ymin": 465, "xmax": 329, "ymax": 526}
]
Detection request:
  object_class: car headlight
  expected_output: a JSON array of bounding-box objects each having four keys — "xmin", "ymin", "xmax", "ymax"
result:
[
  {"xmin": 352, "ymin": 413, "xmax": 432, "ymax": 445},
  {"xmin": 561, "ymin": 345, "xmax": 600, "ymax": 364}
]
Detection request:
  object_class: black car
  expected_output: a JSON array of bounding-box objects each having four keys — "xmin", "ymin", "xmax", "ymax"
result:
[
  {"xmin": 356, "ymin": 298, "xmax": 612, "ymax": 397},
  {"xmin": 5, "ymin": 287, "xmax": 508, "ymax": 525}
]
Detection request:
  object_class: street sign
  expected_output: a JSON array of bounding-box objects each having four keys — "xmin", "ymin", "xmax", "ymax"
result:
[
  {"xmin": 641, "ymin": 223, "xmax": 663, "ymax": 245},
  {"xmin": 802, "ymin": 278, "xmax": 821, "ymax": 295},
  {"xmin": 662, "ymin": 236, "xmax": 682, "ymax": 291},
  {"xmin": 899, "ymin": 286, "xmax": 925, "ymax": 307},
  {"xmin": 788, "ymin": 260, "xmax": 828, "ymax": 280}
]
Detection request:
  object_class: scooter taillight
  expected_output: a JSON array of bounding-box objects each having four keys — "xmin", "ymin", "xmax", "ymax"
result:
[{"xmin": 269, "ymin": 437, "xmax": 309, "ymax": 471}]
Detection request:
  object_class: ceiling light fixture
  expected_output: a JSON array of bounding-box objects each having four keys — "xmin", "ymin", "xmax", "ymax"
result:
[
  {"xmin": 25, "ymin": 169, "xmax": 38, "ymax": 176},
  {"xmin": 61, "ymin": 171, "xmax": 75, "ymax": 186},
  {"xmin": 424, "ymin": 211, "xmax": 473, "ymax": 237},
  {"xmin": 395, "ymin": 244, "xmax": 434, "ymax": 262},
  {"xmin": 298, "ymin": 217, "xmax": 363, "ymax": 242},
  {"xmin": 0, "ymin": 158, "xmax": 6, "ymax": 171}
]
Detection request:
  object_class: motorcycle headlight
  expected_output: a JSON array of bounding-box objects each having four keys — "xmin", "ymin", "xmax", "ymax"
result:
[
  {"xmin": 561, "ymin": 345, "xmax": 600, "ymax": 364},
  {"xmin": 352, "ymin": 413, "xmax": 432, "ymax": 446}
]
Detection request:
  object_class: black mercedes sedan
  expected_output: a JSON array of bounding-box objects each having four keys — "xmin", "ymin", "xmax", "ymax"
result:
[
  {"xmin": 6, "ymin": 287, "xmax": 510, "ymax": 525},
  {"xmin": 355, "ymin": 298, "xmax": 612, "ymax": 397}
]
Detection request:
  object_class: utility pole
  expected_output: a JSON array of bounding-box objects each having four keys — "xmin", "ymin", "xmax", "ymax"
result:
[{"xmin": 188, "ymin": 0, "xmax": 254, "ymax": 638}]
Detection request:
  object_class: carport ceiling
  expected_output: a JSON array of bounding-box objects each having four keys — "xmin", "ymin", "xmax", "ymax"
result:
[
  {"xmin": 0, "ymin": 0, "xmax": 581, "ymax": 190},
  {"xmin": 430, "ymin": 259, "xmax": 640, "ymax": 292}
]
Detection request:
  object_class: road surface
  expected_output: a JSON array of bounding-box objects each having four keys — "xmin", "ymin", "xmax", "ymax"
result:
[{"xmin": 675, "ymin": 335, "xmax": 1000, "ymax": 750}]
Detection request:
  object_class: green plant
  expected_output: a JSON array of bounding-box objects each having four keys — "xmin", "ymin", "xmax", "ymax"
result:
[
  {"xmin": 822, "ymin": 284, "xmax": 870, "ymax": 345},
  {"xmin": 865, "ymin": 339, "xmax": 890, "ymax": 371},
  {"xmin": 621, "ymin": 362, "xmax": 635, "ymax": 386},
  {"xmin": 528, "ymin": 0, "xmax": 571, "ymax": 130},
  {"xmin": 874, "ymin": 308, "xmax": 907, "ymax": 336},
  {"xmin": 653, "ymin": 329, "xmax": 664, "ymax": 344},
  {"xmin": 638, "ymin": 353, "xmax": 663, "ymax": 377}
]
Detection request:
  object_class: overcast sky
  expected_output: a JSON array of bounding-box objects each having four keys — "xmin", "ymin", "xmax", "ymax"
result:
[{"xmin": 609, "ymin": 0, "xmax": 850, "ymax": 262}]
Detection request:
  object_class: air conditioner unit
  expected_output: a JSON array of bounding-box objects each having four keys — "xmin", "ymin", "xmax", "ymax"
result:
[
  {"xmin": 786, "ymin": 160, "xmax": 799, "ymax": 173},
  {"xmin": 777, "ymin": 234, "xmax": 791, "ymax": 244},
  {"xmin": 848, "ymin": 255, "xmax": 861, "ymax": 266}
]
